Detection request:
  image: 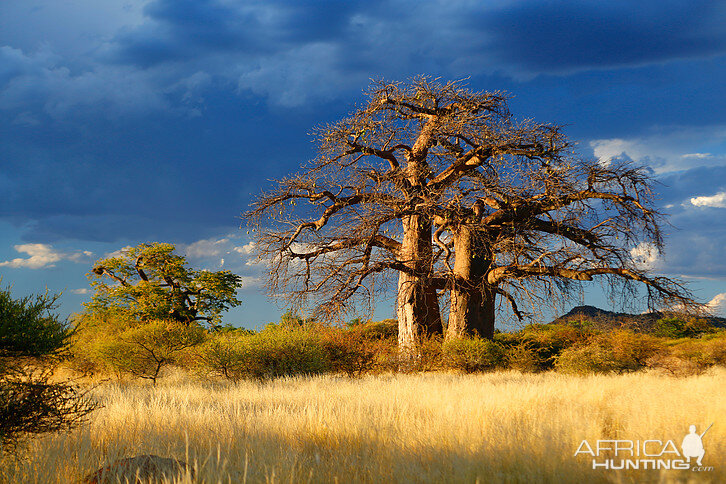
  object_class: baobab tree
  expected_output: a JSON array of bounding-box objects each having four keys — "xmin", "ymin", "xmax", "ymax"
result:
[
  {"xmin": 436, "ymin": 154, "xmax": 695, "ymax": 340},
  {"xmin": 246, "ymin": 77, "xmax": 696, "ymax": 353},
  {"xmin": 249, "ymin": 77, "xmax": 553, "ymax": 351}
]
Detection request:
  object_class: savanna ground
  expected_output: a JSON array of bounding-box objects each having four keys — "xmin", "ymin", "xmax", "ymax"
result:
[{"xmin": 1, "ymin": 368, "xmax": 723, "ymax": 484}]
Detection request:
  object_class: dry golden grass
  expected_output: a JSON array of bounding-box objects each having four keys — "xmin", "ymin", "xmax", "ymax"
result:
[{"xmin": 1, "ymin": 368, "xmax": 724, "ymax": 483}]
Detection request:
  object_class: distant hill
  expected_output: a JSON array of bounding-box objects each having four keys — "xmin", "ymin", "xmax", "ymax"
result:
[{"xmin": 550, "ymin": 305, "xmax": 726, "ymax": 332}]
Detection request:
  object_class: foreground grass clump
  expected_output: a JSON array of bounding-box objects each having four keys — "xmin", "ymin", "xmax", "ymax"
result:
[{"xmin": 1, "ymin": 369, "xmax": 723, "ymax": 483}]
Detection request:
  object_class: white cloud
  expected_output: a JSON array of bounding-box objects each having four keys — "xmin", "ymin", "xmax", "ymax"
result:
[
  {"xmin": 183, "ymin": 237, "xmax": 230, "ymax": 259},
  {"xmin": 590, "ymin": 138, "xmax": 634, "ymax": 167},
  {"xmin": 237, "ymin": 241, "xmax": 263, "ymax": 268},
  {"xmin": 180, "ymin": 234, "xmax": 265, "ymax": 275},
  {"xmin": 706, "ymin": 293, "xmax": 726, "ymax": 317},
  {"xmin": 630, "ymin": 242, "xmax": 661, "ymax": 271},
  {"xmin": 0, "ymin": 243, "xmax": 90, "ymax": 269},
  {"xmin": 233, "ymin": 242, "xmax": 256, "ymax": 255},
  {"xmin": 103, "ymin": 246, "xmax": 132, "ymax": 258},
  {"xmin": 238, "ymin": 276, "xmax": 261, "ymax": 289},
  {"xmin": 67, "ymin": 250, "xmax": 94, "ymax": 262},
  {"xmin": 0, "ymin": 244, "xmax": 62, "ymax": 269},
  {"xmin": 589, "ymin": 126, "xmax": 726, "ymax": 174},
  {"xmin": 690, "ymin": 191, "xmax": 726, "ymax": 208},
  {"xmin": 70, "ymin": 288, "xmax": 91, "ymax": 295}
]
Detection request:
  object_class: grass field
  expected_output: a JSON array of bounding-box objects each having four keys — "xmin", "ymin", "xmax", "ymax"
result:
[{"xmin": 1, "ymin": 368, "xmax": 724, "ymax": 483}]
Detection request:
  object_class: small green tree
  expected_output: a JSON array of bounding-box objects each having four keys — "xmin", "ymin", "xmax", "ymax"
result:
[
  {"xmin": 87, "ymin": 242, "xmax": 243, "ymax": 326},
  {"xmin": 96, "ymin": 319, "xmax": 206, "ymax": 384},
  {"xmin": 0, "ymin": 286, "xmax": 96, "ymax": 451}
]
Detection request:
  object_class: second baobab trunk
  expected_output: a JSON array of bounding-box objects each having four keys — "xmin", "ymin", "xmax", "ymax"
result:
[{"xmin": 446, "ymin": 225, "xmax": 496, "ymax": 340}]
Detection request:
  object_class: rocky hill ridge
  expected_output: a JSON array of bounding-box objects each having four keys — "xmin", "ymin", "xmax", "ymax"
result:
[{"xmin": 550, "ymin": 305, "xmax": 726, "ymax": 331}]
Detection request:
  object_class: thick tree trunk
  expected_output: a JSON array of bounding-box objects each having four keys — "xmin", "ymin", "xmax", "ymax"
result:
[
  {"xmin": 447, "ymin": 283, "xmax": 496, "ymax": 340},
  {"xmin": 397, "ymin": 117, "xmax": 442, "ymax": 360},
  {"xmin": 397, "ymin": 214, "xmax": 442, "ymax": 358},
  {"xmin": 446, "ymin": 226, "xmax": 496, "ymax": 340}
]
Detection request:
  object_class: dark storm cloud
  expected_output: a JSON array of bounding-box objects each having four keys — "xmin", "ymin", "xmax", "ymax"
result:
[
  {"xmin": 108, "ymin": 0, "xmax": 260, "ymax": 67},
  {"xmin": 0, "ymin": 82, "xmax": 321, "ymax": 243},
  {"xmin": 477, "ymin": 0, "xmax": 726, "ymax": 73},
  {"xmin": 1, "ymin": 0, "xmax": 725, "ymax": 322},
  {"xmin": 661, "ymin": 224, "xmax": 726, "ymax": 280},
  {"xmin": 1, "ymin": 0, "xmax": 725, "ymax": 255},
  {"xmin": 7, "ymin": 0, "xmax": 726, "ymax": 117},
  {"xmin": 106, "ymin": 0, "xmax": 376, "ymax": 68},
  {"xmin": 92, "ymin": 0, "xmax": 726, "ymax": 111}
]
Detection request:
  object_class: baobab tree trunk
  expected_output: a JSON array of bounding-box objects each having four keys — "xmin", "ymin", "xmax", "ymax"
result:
[
  {"xmin": 396, "ymin": 114, "xmax": 444, "ymax": 360},
  {"xmin": 446, "ymin": 226, "xmax": 496, "ymax": 340},
  {"xmin": 397, "ymin": 214, "xmax": 442, "ymax": 358},
  {"xmin": 447, "ymin": 283, "xmax": 496, "ymax": 340}
]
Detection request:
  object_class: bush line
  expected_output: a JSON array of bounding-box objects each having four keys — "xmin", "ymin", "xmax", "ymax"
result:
[{"xmin": 68, "ymin": 315, "xmax": 726, "ymax": 382}]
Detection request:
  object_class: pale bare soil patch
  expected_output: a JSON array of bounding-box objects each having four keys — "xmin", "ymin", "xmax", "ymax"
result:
[{"xmin": 1, "ymin": 369, "xmax": 723, "ymax": 483}]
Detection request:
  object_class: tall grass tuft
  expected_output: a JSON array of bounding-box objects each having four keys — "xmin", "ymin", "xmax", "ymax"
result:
[{"xmin": 2, "ymin": 368, "xmax": 723, "ymax": 483}]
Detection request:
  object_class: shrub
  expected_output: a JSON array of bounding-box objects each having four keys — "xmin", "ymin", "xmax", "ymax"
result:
[
  {"xmin": 0, "ymin": 368, "xmax": 96, "ymax": 452},
  {"xmin": 353, "ymin": 319, "xmax": 398, "ymax": 340},
  {"xmin": 250, "ymin": 325, "xmax": 331, "ymax": 379},
  {"xmin": 69, "ymin": 311, "xmax": 130, "ymax": 376},
  {"xmin": 652, "ymin": 316, "xmax": 715, "ymax": 338},
  {"xmin": 651, "ymin": 331, "xmax": 726, "ymax": 375},
  {"xmin": 198, "ymin": 325, "xmax": 331, "ymax": 381},
  {"xmin": 505, "ymin": 342, "xmax": 544, "ymax": 373},
  {"xmin": 703, "ymin": 332, "xmax": 726, "ymax": 365},
  {"xmin": 556, "ymin": 330, "xmax": 662, "ymax": 374},
  {"xmin": 497, "ymin": 323, "xmax": 595, "ymax": 371},
  {"xmin": 0, "ymin": 291, "xmax": 69, "ymax": 357},
  {"xmin": 320, "ymin": 327, "xmax": 393, "ymax": 376},
  {"xmin": 0, "ymin": 287, "xmax": 97, "ymax": 451},
  {"xmin": 315, "ymin": 319, "xmax": 398, "ymax": 376},
  {"xmin": 442, "ymin": 337, "xmax": 506, "ymax": 373},
  {"xmin": 95, "ymin": 320, "xmax": 207, "ymax": 384},
  {"xmin": 196, "ymin": 331, "xmax": 252, "ymax": 382},
  {"xmin": 646, "ymin": 352, "xmax": 704, "ymax": 377},
  {"xmin": 71, "ymin": 311, "xmax": 208, "ymax": 383}
]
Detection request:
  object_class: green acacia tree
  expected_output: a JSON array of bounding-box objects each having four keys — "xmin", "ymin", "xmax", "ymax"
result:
[
  {"xmin": 1, "ymin": 286, "xmax": 96, "ymax": 451},
  {"xmin": 87, "ymin": 243, "xmax": 243, "ymax": 326},
  {"xmin": 96, "ymin": 319, "xmax": 206, "ymax": 384}
]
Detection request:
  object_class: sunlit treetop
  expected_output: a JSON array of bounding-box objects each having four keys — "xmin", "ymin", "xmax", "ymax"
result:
[{"xmin": 86, "ymin": 242, "xmax": 243, "ymax": 326}]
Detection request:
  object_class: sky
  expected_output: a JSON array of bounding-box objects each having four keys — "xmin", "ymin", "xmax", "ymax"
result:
[{"xmin": 1, "ymin": 0, "xmax": 726, "ymax": 329}]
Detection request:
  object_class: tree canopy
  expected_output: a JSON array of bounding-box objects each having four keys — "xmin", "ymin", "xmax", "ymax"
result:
[
  {"xmin": 87, "ymin": 242, "xmax": 243, "ymax": 326},
  {"xmin": 1, "ymin": 286, "xmax": 96, "ymax": 450},
  {"xmin": 0, "ymin": 290, "xmax": 69, "ymax": 359},
  {"xmin": 246, "ymin": 77, "xmax": 697, "ymax": 352}
]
